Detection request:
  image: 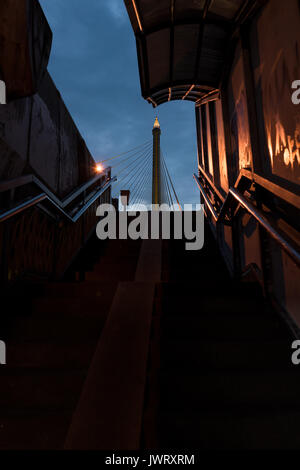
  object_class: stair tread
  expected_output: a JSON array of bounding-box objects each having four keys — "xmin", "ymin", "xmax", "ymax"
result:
[
  {"xmin": 42, "ymin": 281, "xmax": 118, "ymax": 298},
  {"xmin": 161, "ymin": 298, "xmax": 272, "ymax": 316},
  {"xmin": 159, "ymin": 280, "xmax": 264, "ymax": 298},
  {"xmin": 0, "ymin": 368, "xmax": 86, "ymax": 409},
  {"xmin": 0, "ymin": 410, "xmax": 72, "ymax": 450},
  {"xmin": 157, "ymin": 409, "xmax": 300, "ymax": 449},
  {"xmin": 160, "ymin": 315, "xmax": 288, "ymax": 340},
  {"xmin": 158, "ymin": 369, "xmax": 300, "ymax": 408},
  {"xmin": 5, "ymin": 317, "xmax": 106, "ymax": 342},
  {"xmin": 159, "ymin": 338, "xmax": 294, "ymax": 370},
  {"xmin": 6, "ymin": 340, "xmax": 96, "ymax": 368}
]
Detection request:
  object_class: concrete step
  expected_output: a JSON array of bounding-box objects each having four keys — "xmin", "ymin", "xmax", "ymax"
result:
[
  {"xmin": 160, "ymin": 280, "xmax": 264, "ymax": 300},
  {"xmin": 0, "ymin": 410, "xmax": 72, "ymax": 450},
  {"xmin": 42, "ymin": 281, "xmax": 118, "ymax": 299},
  {"xmin": 6, "ymin": 340, "xmax": 96, "ymax": 368},
  {"xmin": 168, "ymin": 266, "xmax": 229, "ymax": 282},
  {"xmin": 159, "ymin": 338, "xmax": 295, "ymax": 371},
  {"xmin": 160, "ymin": 294, "xmax": 274, "ymax": 317},
  {"xmin": 33, "ymin": 295, "xmax": 112, "ymax": 317},
  {"xmin": 7, "ymin": 305, "xmax": 107, "ymax": 342},
  {"xmin": 160, "ymin": 314, "xmax": 287, "ymax": 340},
  {"xmin": 158, "ymin": 409, "xmax": 300, "ymax": 449},
  {"xmin": 1, "ymin": 283, "xmax": 115, "ymax": 324},
  {"xmin": 0, "ymin": 368, "xmax": 86, "ymax": 410},
  {"xmin": 98, "ymin": 238, "xmax": 142, "ymax": 257},
  {"xmin": 159, "ymin": 370, "xmax": 300, "ymax": 410},
  {"xmin": 85, "ymin": 260, "xmax": 138, "ymax": 281}
]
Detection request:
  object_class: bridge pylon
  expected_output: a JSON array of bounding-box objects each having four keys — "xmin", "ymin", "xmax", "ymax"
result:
[{"xmin": 152, "ymin": 117, "xmax": 161, "ymax": 207}]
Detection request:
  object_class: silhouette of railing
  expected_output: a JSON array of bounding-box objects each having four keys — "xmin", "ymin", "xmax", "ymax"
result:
[
  {"xmin": 0, "ymin": 168, "xmax": 115, "ymax": 283},
  {"xmin": 194, "ymin": 169, "xmax": 300, "ymax": 268}
]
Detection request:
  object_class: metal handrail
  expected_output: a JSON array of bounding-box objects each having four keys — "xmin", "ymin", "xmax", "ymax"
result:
[
  {"xmin": 198, "ymin": 164, "xmax": 225, "ymax": 203},
  {"xmin": 0, "ymin": 194, "xmax": 47, "ymax": 223},
  {"xmin": 229, "ymin": 188, "xmax": 300, "ymax": 267},
  {"xmin": 198, "ymin": 164, "xmax": 300, "ymax": 210},
  {"xmin": 193, "ymin": 173, "xmax": 300, "ymax": 267},
  {"xmin": 193, "ymin": 174, "xmax": 218, "ymax": 221},
  {"xmin": 0, "ymin": 177, "xmax": 116, "ymax": 223},
  {"xmin": 0, "ymin": 170, "xmax": 111, "ymax": 209}
]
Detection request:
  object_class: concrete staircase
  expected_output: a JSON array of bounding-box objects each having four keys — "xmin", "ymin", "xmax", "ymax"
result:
[
  {"xmin": 0, "ymin": 223, "xmax": 299, "ymax": 450},
  {"xmin": 143, "ymin": 228, "xmax": 300, "ymax": 450},
  {"xmin": 0, "ymin": 238, "xmax": 142, "ymax": 449}
]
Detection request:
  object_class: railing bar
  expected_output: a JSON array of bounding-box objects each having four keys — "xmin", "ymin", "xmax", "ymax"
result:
[
  {"xmin": 72, "ymin": 180, "xmax": 116, "ymax": 222},
  {"xmin": 61, "ymin": 174, "xmax": 105, "ymax": 208},
  {"xmin": 194, "ymin": 173, "xmax": 300, "ymax": 266},
  {"xmin": 0, "ymin": 194, "xmax": 47, "ymax": 222},
  {"xmin": 230, "ymin": 188, "xmax": 300, "ymax": 267},
  {"xmin": 198, "ymin": 164, "xmax": 225, "ymax": 203},
  {"xmin": 0, "ymin": 170, "xmax": 111, "ymax": 209},
  {"xmin": 0, "ymin": 177, "xmax": 116, "ymax": 224},
  {"xmin": 193, "ymin": 174, "xmax": 218, "ymax": 221}
]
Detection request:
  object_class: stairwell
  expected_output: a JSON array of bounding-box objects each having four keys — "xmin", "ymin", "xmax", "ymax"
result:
[
  {"xmin": 143, "ymin": 225, "xmax": 300, "ymax": 450},
  {"xmin": 0, "ymin": 236, "xmax": 142, "ymax": 449},
  {"xmin": 0, "ymin": 222, "xmax": 299, "ymax": 450}
]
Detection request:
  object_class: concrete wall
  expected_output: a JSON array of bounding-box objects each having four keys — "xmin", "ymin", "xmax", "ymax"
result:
[
  {"xmin": 0, "ymin": 0, "xmax": 52, "ymax": 101},
  {"xmin": 215, "ymin": 99, "xmax": 228, "ymax": 194},
  {"xmin": 196, "ymin": 0, "xmax": 300, "ymax": 323},
  {"xmin": 249, "ymin": 0, "xmax": 300, "ymax": 325},
  {"xmin": 0, "ymin": 0, "xmax": 96, "ymax": 197},
  {"xmin": 227, "ymin": 42, "xmax": 253, "ymax": 174},
  {"xmin": 250, "ymin": 0, "xmax": 300, "ymax": 185}
]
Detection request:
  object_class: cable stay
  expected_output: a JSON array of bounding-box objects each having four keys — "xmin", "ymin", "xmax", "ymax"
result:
[
  {"xmin": 161, "ymin": 150, "xmax": 182, "ymax": 211},
  {"xmin": 94, "ymin": 125, "xmax": 181, "ymax": 211}
]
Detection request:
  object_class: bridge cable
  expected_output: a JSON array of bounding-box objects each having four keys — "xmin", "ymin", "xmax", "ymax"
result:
[
  {"xmin": 114, "ymin": 149, "xmax": 152, "ymax": 193},
  {"xmin": 161, "ymin": 152, "xmax": 182, "ymax": 211},
  {"xmin": 130, "ymin": 157, "xmax": 153, "ymax": 207},
  {"xmin": 97, "ymin": 140, "xmax": 152, "ymax": 164}
]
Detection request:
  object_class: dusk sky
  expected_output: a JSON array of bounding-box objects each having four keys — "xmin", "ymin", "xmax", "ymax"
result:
[{"xmin": 39, "ymin": 0, "xmax": 199, "ymax": 205}]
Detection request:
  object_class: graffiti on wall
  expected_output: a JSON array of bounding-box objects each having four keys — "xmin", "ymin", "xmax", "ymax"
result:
[
  {"xmin": 235, "ymin": 86, "xmax": 252, "ymax": 170},
  {"xmin": 262, "ymin": 48, "xmax": 300, "ymax": 179},
  {"xmin": 254, "ymin": 0, "xmax": 300, "ymax": 184},
  {"xmin": 267, "ymin": 118, "xmax": 300, "ymax": 171}
]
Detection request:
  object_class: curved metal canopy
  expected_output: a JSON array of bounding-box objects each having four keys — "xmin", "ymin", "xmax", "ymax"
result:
[{"xmin": 124, "ymin": 0, "xmax": 264, "ymax": 107}]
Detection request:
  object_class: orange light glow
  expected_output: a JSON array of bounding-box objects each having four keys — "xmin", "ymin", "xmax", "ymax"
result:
[
  {"xmin": 96, "ymin": 163, "xmax": 104, "ymax": 173},
  {"xmin": 182, "ymin": 85, "xmax": 195, "ymax": 101},
  {"xmin": 131, "ymin": 0, "xmax": 143, "ymax": 32}
]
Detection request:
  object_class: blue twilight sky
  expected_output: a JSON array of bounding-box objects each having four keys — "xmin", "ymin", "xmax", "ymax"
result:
[{"xmin": 39, "ymin": 0, "xmax": 199, "ymax": 204}]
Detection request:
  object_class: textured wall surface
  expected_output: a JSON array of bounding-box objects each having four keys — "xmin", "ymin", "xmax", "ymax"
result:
[
  {"xmin": 0, "ymin": 0, "xmax": 95, "ymax": 197},
  {"xmin": 195, "ymin": 0, "xmax": 300, "ymax": 322},
  {"xmin": 250, "ymin": 0, "xmax": 300, "ymax": 185},
  {"xmin": 0, "ymin": 0, "xmax": 52, "ymax": 101}
]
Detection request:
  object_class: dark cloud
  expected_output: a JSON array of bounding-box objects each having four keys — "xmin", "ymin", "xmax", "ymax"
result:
[{"xmin": 39, "ymin": 0, "xmax": 199, "ymax": 204}]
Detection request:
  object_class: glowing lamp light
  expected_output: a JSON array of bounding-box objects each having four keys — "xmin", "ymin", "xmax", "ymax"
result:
[{"xmin": 96, "ymin": 163, "xmax": 104, "ymax": 173}]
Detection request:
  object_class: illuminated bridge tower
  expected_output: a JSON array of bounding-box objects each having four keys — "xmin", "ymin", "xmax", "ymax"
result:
[{"xmin": 152, "ymin": 116, "xmax": 161, "ymax": 206}]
